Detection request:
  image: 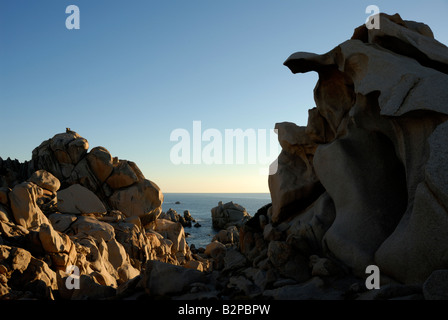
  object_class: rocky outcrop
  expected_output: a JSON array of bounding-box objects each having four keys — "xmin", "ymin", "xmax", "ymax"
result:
[
  {"xmin": 0, "ymin": 130, "xmax": 206, "ymax": 300},
  {"xmin": 265, "ymin": 12, "xmax": 448, "ymax": 289},
  {"xmin": 30, "ymin": 130, "xmax": 164, "ymax": 223}
]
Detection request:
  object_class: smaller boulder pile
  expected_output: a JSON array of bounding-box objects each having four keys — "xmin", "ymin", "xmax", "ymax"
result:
[{"xmin": 0, "ymin": 131, "xmax": 207, "ymax": 300}]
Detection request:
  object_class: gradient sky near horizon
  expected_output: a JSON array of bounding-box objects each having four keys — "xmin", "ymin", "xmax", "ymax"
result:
[{"xmin": 1, "ymin": 0, "xmax": 448, "ymax": 193}]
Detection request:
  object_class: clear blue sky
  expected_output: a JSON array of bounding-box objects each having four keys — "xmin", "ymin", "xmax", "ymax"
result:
[{"xmin": 1, "ymin": 0, "xmax": 447, "ymax": 192}]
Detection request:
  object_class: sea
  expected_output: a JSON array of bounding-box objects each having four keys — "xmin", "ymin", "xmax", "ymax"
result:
[{"xmin": 161, "ymin": 193, "xmax": 272, "ymax": 248}]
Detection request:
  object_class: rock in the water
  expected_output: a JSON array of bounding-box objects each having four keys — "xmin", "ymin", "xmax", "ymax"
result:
[
  {"xmin": 159, "ymin": 208, "xmax": 193, "ymax": 227},
  {"xmin": 183, "ymin": 210, "xmax": 192, "ymax": 220},
  {"xmin": 211, "ymin": 201, "xmax": 251, "ymax": 230}
]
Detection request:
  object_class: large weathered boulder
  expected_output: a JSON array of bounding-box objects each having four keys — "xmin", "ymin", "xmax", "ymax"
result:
[
  {"xmin": 314, "ymin": 127, "xmax": 407, "ymax": 277},
  {"xmin": 106, "ymin": 160, "xmax": 139, "ymax": 190},
  {"xmin": 71, "ymin": 216, "xmax": 115, "ymax": 242},
  {"xmin": 279, "ymin": 12, "xmax": 448, "ymax": 284},
  {"xmin": 57, "ymin": 184, "xmax": 107, "ymax": 215},
  {"xmin": 375, "ymin": 121, "xmax": 448, "ymax": 284},
  {"xmin": 109, "ymin": 179, "xmax": 163, "ymax": 221},
  {"xmin": 39, "ymin": 223, "xmax": 72, "ymax": 253},
  {"xmin": 9, "ymin": 182, "xmax": 50, "ymax": 229},
  {"xmin": 48, "ymin": 213, "xmax": 77, "ymax": 233},
  {"xmin": 86, "ymin": 147, "xmax": 114, "ymax": 184},
  {"xmin": 28, "ymin": 170, "xmax": 60, "ymax": 193}
]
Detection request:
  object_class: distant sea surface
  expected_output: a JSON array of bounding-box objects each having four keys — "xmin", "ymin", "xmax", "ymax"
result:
[{"xmin": 161, "ymin": 193, "xmax": 272, "ymax": 248}]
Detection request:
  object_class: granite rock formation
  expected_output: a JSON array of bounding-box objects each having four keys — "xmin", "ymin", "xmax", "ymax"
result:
[
  {"xmin": 0, "ymin": 130, "xmax": 208, "ymax": 299},
  {"xmin": 266, "ymin": 13, "xmax": 448, "ymax": 286}
]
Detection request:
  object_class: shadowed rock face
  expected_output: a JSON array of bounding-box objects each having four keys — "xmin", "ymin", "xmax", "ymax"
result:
[{"xmin": 270, "ymin": 12, "xmax": 448, "ymax": 284}]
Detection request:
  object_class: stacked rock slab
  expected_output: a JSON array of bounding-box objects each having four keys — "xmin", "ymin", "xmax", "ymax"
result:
[{"xmin": 268, "ymin": 13, "xmax": 448, "ymax": 284}]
